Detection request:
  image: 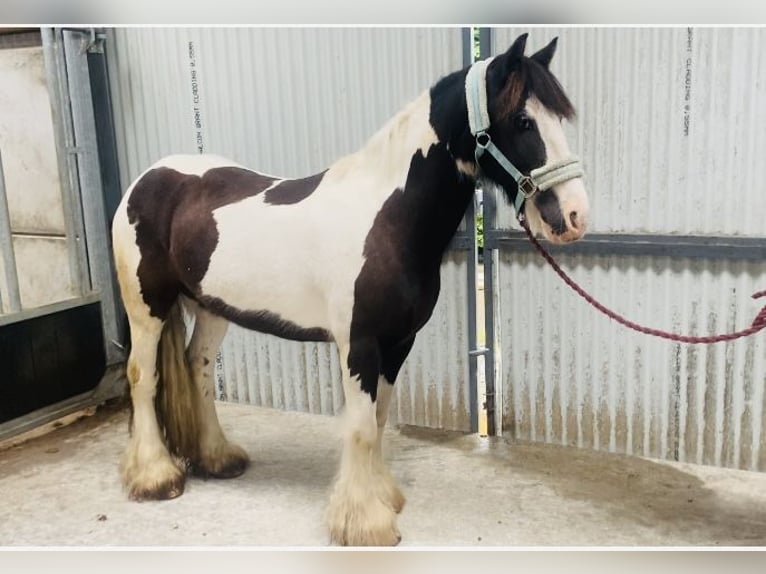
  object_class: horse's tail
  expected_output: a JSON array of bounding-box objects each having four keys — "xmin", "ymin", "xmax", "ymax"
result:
[{"xmin": 155, "ymin": 300, "xmax": 201, "ymax": 465}]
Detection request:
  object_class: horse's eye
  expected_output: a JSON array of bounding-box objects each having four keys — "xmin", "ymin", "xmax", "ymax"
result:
[{"xmin": 514, "ymin": 115, "xmax": 532, "ymax": 131}]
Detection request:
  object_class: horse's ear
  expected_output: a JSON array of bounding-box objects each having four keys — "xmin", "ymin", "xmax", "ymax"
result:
[
  {"xmin": 504, "ymin": 33, "xmax": 528, "ymax": 63},
  {"xmin": 531, "ymin": 37, "xmax": 558, "ymax": 68},
  {"xmin": 493, "ymin": 33, "xmax": 528, "ymax": 78}
]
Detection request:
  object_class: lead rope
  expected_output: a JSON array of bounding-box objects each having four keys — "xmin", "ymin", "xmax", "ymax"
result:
[{"xmin": 519, "ymin": 218, "xmax": 766, "ymax": 344}]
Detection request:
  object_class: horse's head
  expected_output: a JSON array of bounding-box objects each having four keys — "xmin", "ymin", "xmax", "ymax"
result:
[{"xmin": 475, "ymin": 33, "xmax": 589, "ymax": 243}]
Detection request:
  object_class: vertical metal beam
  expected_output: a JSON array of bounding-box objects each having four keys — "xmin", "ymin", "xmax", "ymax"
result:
[
  {"xmin": 478, "ymin": 27, "xmax": 499, "ymax": 436},
  {"xmin": 61, "ymin": 29, "xmax": 123, "ymax": 366},
  {"xmin": 87, "ymin": 43, "xmax": 123, "ymax": 227},
  {"xmin": 479, "ymin": 27, "xmax": 492, "ymax": 61},
  {"xmin": 465, "ymin": 197, "xmax": 480, "ymax": 433},
  {"xmin": 41, "ymin": 28, "xmax": 89, "ymax": 296},
  {"xmin": 482, "ymin": 187, "xmax": 498, "ymax": 436},
  {"xmin": 0, "ymin": 150, "xmax": 22, "ymax": 313},
  {"xmin": 462, "ymin": 27, "xmax": 480, "ymax": 433},
  {"xmin": 87, "ymin": 38, "xmax": 127, "ymax": 347},
  {"xmin": 461, "ymin": 27, "xmax": 473, "ymax": 69}
]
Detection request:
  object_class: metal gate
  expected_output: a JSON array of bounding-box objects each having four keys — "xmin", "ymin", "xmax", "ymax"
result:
[
  {"xmin": 482, "ymin": 28, "xmax": 766, "ymax": 471},
  {"xmin": 0, "ymin": 28, "xmax": 125, "ymax": 440},
  {"xmin": 106, "ymin": 27, "xmax": 480, "ymax": 432}
]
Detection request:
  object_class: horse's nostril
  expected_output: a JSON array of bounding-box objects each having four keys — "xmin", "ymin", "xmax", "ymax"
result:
[{"xmin": 569, "ymin": 211, "xmax": 579, "ymax": 229}]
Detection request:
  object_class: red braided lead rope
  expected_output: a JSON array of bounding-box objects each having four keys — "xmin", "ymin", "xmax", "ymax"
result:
[{"xmin": 520, "ymin": 219, "xmax": 766, "ymax": 344}]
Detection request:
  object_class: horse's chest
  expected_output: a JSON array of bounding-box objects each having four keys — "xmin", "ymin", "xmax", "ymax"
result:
[{"xmin": 350, "ymin": 260, "xmax": 441, "ymax": 343}]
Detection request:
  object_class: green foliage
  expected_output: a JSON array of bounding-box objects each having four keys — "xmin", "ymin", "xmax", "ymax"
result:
[{"xmin": 476, "ymin": 211, "xmax": 484, "ymax": 249}]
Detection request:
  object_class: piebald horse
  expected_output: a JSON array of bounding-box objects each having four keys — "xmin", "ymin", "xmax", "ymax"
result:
[{"xmin": 112, "ymin": 33, "xmax": 589, "ymax": 546}]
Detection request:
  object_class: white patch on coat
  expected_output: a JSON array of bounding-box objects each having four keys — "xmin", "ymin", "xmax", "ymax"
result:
[{"xmin": 524, "ymin": 97, "xmax": 589, "ymax": 241}]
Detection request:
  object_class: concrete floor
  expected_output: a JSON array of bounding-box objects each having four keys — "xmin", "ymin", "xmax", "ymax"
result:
[{"xmin": 1, "ymin": 401, "xmax": 766, "ymax": 547}]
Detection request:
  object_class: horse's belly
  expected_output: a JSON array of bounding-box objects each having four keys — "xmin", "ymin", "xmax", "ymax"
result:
[{"xmin": 198, "ymin": 256, "xmax": 331, "ymax": 331}]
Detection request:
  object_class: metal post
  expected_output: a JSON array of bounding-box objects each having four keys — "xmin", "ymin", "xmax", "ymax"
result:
[
  {"xmin": 479, "ymin": 27, "xmax": 492, "ymax": 62},
  {"xmin": 61, "ymin": 29, "xmax": 123, "ymax": 366},
  {"xmin": 482, "ymin": 187, "xmax": 498, "ymax": 436},
  {"xmin": 465, "ymin": 194, "xmax": 480, "ymax": 434},
  {"xmin": 461, "ymin": 27, "xmax": 481, "ymax": 433},
  {"xmin": 477, "ymin": 27, "xmax": 499, "ymax": 436},
  {"xmin": 0, "ymin": 150, "xmax": 22, "ymax": 313},
  {"xmin": 463, "ymin": 26, "xmax": 485, "ymax": 434},
  {"xmin": 41, "ymin": 28, "xmax": 89, "ymax": 297}
]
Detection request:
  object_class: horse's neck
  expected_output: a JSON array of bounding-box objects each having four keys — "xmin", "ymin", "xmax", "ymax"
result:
[
  {"xmin": 367, "ymin": 89, "xmax": 476, "ymax": 268},
  {"xmin": 385, "ymin": 75, "xmax": 475, "ymax": 266},
  {"xmin": 403, "ymin": 146, "xmax": 475, "ymax": 268},
  {"xmin": 332, "ymin": 80, "xmax": 476, "ymax": 268}
]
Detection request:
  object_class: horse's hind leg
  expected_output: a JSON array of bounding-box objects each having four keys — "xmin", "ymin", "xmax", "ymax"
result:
[
  {"xmin": 121, "ymin": 299, "xmax": 186, "ymax": 500},
  {"xmin": 185, "ymin": 302, "xmax": 249, "ymax": 478}
]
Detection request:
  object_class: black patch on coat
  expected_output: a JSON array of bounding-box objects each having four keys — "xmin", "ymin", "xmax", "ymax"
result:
[
  {"xmin": 126, "ymin": 165, "xmax": 275, "ymax": 319},
  {"xmin": 197, "ymin": 295, "xmax": 331, "ymax": 342},
  {"xmin": 428, "ymin": 67, "xmax": 475, "ymax": 166},
  {"xmin": 380, "ymin": 337, "xmax": 416, "ymax": 384},
  {"xmin": 347, "ymin": 144, "xmax": 475, "ymax": 399},
  {"xmin": 264, "ymin": 171, "xmax": 327, "ymax": 205}
]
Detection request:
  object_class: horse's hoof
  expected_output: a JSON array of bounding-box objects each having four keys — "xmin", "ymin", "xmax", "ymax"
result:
[
  {"xmin": 206, "ymin": 456, "xmax": 249, "ymax": 479},
  {"xmin": 194, "ymin": 443, "xmax": 250, "ymax": 479},
  {"xmin": 327, "ymin": 493, "xmax": 401, "ymax": 546},
  {"xmin": 122, "ymin": 448, "xmax": 187, "ymax": 502},
  {"xmin": 330, "ymin": 523, "xmax": 402, "ymax": 547},
  {"xmin": 127, "ymin": 472, "xmax": 186, "ymax": 501}
]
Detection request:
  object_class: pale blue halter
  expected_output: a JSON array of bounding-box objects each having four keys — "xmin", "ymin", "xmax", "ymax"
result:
[{"xmin": 465, "ymin": 57, "xmax": 584, "ymax": 219}]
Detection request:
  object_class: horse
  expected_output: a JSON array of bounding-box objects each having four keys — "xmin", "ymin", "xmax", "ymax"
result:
[{"xmin": 111, "ymin": 33, "xmax": 589, "ymax": 546}]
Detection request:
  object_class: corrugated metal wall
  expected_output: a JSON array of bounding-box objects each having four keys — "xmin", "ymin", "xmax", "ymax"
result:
[
  {"xmin": 490, "ymin": 28, "xmax": 766, "ymax": 469},
  {"xmin": 107, "ymin": 28, "xmax": 473, "ymax": 431}
]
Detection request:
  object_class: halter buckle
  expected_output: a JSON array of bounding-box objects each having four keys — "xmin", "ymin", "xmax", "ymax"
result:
[{"xmin": 518, "ymin": 176, "xmax": 537, "ymax": 199}]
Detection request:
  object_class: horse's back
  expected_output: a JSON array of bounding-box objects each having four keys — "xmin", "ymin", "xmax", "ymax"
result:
[{"xmin": 148, "ymin": 154, "xmax": 245, "ymax": 178}]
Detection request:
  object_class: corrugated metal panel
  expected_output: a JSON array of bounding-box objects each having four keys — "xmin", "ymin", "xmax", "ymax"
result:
[
  {"xmin": 392, "ymin": 251, "xmax": 471, "ymax": 430},
  {"xmin": 108, "ymin": 28, "xmax": 472, "ymax": 430},
  {"xmin": 489, "ymin": 28, "xmax": 766, "ymax": 469},
  {"xmin": 499, "ymin": 252, "xmax": 766, "ymax": 471},
  {"xmin": 109, "ymin": 27, "xmax": 464, "ymax": 181},
  {"xmin": 491, "ymin": 27, "xmax": 766, "ymax": 235}
]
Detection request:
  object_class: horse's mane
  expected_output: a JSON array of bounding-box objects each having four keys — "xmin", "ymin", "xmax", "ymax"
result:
[{"xmin": 331, "ymin": 90, "xmax": 435, "ymax": 180}]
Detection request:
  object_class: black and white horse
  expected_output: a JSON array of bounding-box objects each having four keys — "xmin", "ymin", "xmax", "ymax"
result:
[{"xmin": 111, "ymin": 33, "xmax": 589, "ymax": 546}]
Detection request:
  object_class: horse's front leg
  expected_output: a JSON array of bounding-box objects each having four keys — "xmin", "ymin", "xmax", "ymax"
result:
[
  {"xmin": 327, "ymin": 338, "xmax": 401, "ymax": 546},
  {"xmin": 373, "ymin": 336, "xmax": 415, "ymax": 515}
]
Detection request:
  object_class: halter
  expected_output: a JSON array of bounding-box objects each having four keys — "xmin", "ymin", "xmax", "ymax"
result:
[{"xmin": 465, "ymin": 57, "xmax": 585, "ymax": 220}]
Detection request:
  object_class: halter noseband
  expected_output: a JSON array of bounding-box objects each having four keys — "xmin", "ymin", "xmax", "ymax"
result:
[{"xmin": 465, "ymin": 57, "xmax": 585, "ymax": 220}]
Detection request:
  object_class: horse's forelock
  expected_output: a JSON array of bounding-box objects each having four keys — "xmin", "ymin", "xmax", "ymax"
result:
[{"xmin": 492, "ymin": 57, "xmax": 575, "ymax": 121}]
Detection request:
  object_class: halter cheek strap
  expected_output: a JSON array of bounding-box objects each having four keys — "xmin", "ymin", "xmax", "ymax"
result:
[{"xmin": 465, "ymin": 57, "xmax": 585, "ymax": 219}]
